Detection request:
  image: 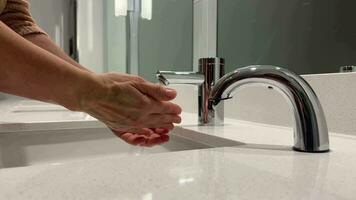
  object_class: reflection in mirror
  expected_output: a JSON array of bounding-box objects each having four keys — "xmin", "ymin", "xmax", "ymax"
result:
[
  {"xmin": 139, "ymin": 0, "xmax": 193, "ymax": 82},
  {"xmin": 218, "ymin": 0, "xmax": 356, "ymax": 75},
  {"xmin": 105, "ymin": 0, "xmax": 193, "ymax": 82}
]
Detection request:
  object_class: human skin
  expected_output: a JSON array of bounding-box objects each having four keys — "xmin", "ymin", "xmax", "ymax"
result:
[
  {"xmin": 23, "ymin": 33, "xmax": 177, "ymax": 146},
  {"xmin": 0, "ymin": 21, "xmax": 182, "ymax": 146}
]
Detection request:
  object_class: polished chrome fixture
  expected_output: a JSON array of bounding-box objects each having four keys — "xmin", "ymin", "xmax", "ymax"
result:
[
  {"xmin": 157, "ymin": 58, "xmax": 329, "ymax": 153},
  {"xmin": 157, "ymin": 58, "xmax": 225, "ymax": 125}
]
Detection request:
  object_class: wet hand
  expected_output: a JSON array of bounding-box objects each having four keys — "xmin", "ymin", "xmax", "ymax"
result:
[
  {"xmin": 111, "ymin": 128, "xmax": 171, "ymax": 147},
  {"xmin": 80, "ymin": 73, "xmax": 181, "ymax": 145}
]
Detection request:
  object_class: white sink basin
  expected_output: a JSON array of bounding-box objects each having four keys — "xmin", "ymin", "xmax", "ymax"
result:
[
  {"xmin": 1, "ymin": 99, "xmax": 356, "ymax": 199},
  {"xmin": 0, "ymin": 100, "xmax": 104, "ymax": 132},
  {"xmin": 0, "ymin": 100, "xmax": 217, "ymax": 169},
  {"xmin": 0, "ymin": 100, "xmax": 93, "ymax": 123},
  {"xmin": 0, "ymin": 128, "xmax": 212, "ymax": 168}
]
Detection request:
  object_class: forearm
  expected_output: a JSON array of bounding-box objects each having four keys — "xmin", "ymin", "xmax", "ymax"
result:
[
  {"xmin": 0, "ymin": 21, "xmax": 96, "ymax": 110},
  {"xmin": 24, "ymin": 33, "xmax": 92, "ymax": 73}
]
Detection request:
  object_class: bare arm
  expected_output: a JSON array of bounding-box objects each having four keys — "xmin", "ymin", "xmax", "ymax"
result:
[
  {"xmin": 0, "ymin": 21, "xmax": 93, "ymax": 110},
  {"xmin": 24, "ymin": 33, "xmax": 91, "ymax": 72},
  {"xmin": 0, "ymin": 0, "xmax": 90, "ymax": 72},
  {"xmin": 0, "ymin": 20, "xmax": 181, "ymax": 133},
  {"xmin": 0, "ymin": 0, "xmax": 182, "ymax": 147}
]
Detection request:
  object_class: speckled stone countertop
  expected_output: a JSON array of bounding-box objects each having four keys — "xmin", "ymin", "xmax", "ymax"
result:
[{"xmin": 1, "ymin": 112, "xmax": 356, "ymax": 200}]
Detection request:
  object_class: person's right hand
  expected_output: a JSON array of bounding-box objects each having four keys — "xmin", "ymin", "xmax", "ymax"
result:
[
  {"xmin": 96, "ymin": 73, "xmax": 177, "ymax": 146},
  {"xmin": 78, "ymin": 73, "xmax": 182, "ymax": 136},
  {"xmin": 111, "ymin": 128, "xmax": 171, "ymax": 147}
]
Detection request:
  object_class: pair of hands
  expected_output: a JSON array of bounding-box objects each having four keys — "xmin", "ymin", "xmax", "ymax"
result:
[{"xmin": 81, "ymin": 73, "xmax": 182, "ymax": 147}]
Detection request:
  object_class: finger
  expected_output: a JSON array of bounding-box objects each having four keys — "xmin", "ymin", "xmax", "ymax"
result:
[
  {"xmin": 152, "ymin": 134, "xmax": 170, "ymax": 146},
  {"xmin": 142, "ymin": 134, "xmax": 164, "ymax": 147},
  {"xmin": 144, "ymin": 114, "xmax": 181, "ymax": 125},
  {"xmin": 111, "ymin": 128, "xmax": 152, "ymax": 136},
  {"xmin": 119, "ymin": 132, "xmax": 146, "ymax": 146},
  {"xmin": 144, "ymin": 124, "xmax": 174, "ymax": 131},
  {"xmin": 151, "ymin": 128, "xmax": 169, "ymax": 135},
  {"xmin": 151, "ymin": 101, "xmax": 182, "ymax": 115},
  {"xmin": 125, "ymin": 128, "xmax": 153, "ymax": 135},
  {"xmin": 160, "ymin": 124, "xmax": 175, "ymax": 131},
  {"xmin": 134, "ymin": 82, "xmax": 177, "ymax": 101},
  {"xmin": 160, "ymin": 134, "xmax": 170, "ymax": 143},
  {"xmin": 107, "ymin": 73, "xmax": 146, "ymax": 83},
  {"xmin": 136, "ymin": 134, "xmax": 170, "ymax": 147}
]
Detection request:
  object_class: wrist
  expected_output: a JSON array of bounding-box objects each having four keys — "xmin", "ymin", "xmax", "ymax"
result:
[
  {"xmin": 55, "ymin": 71, "xmax": 100, "ymax": 111},
  {"xmin": 68, "ymin": 73, "xmax": 110, "ymax": 112}
]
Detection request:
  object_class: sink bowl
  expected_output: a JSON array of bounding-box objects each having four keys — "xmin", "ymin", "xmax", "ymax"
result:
[
  {"xmin": 0, "ymin": 100, "xmax": 104, "ymax": 133},
  {"xmin": 0, "ymin": 128, "xmax": 212, "ymax": 168},
  {"xmin": 0, "ymin": 100, "xmax": 93, "ymax": 123},
  {"xmin": 0, "ymin": 100, "xmax": 237, "ymax": 169}
]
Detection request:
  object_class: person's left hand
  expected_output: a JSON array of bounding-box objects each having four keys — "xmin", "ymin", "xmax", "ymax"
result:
[
  {"xmin": 102, "ymin": 72, "xmax": 176, "ymax": 147},
  {"xmin": 111, "ymin": 128, "xmax": 170, "ymax": 147}
]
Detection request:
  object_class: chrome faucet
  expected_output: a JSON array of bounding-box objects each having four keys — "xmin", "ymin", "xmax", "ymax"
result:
[
  {"xmin": 157, "ymin": 58, "xmax": 225, "ymax": 125},
  {"xmin": 157, "ymin": 58, "xmax": 329, "ymax": 153}
]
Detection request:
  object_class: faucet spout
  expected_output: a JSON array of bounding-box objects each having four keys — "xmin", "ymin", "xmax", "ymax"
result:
[
  {"xmin": 156, "ymin": 71, "xmax": 205, "ymax": 85},
  {"xmin": 210, "ymin": 65, "xmax": 329, "ymax": 152}
]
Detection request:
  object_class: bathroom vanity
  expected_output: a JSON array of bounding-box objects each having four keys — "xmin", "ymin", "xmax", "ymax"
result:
[
  {"xmin": 0, "ymin": 99, "xmax": 356, "ymax": 199},
  {"xmin": 1, "ymin": 0, "xmax": 356, "ymax": 199}
]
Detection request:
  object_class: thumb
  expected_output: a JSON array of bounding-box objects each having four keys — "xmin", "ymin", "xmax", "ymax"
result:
[{"xmin": 134, "ymin": 82, "xmax": 177, "ymax": 101}]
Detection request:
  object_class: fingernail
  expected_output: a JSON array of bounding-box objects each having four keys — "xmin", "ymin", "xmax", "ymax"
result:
[{"xmin": 165, "ymin": 88, "xmax": 176, "ymax": 98}]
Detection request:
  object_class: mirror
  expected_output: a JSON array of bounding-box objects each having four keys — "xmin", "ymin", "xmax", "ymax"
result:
[
  {"xmin": 105, "ymin": 0, "xmax": 193, "ymax": 82},
  {"xmin": 138, "ymin": 0, "xmax": 193, "ymax": 82},
  {"xmin": 218, "ymin": 0, "xmax": 356, "ymax": 75}
]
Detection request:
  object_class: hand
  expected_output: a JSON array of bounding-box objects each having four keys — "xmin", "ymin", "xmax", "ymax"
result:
[
  {"xmin": 80, "ymin": 73, "xmax": 182, "ymax": 145},
  {"xmin": 101, "ymin": 72, "xmax": 146, "ymax": 83},
  {"xmin": 102, "ymin": 73, "xmax": 178, "ymax": 147},
  {"xmin": 111, "ymin": 128, "xmax": 170, "ymax": 147},
  {"xmin": 101, "ymin": 73, "xmax": 174, "ymax": 146}
]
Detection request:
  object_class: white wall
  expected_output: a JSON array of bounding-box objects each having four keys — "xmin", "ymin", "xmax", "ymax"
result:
[
  {"xmin": 138, "ymin": 0, "xmax": 193, "ymax": 82},
  {"xmin": 28, "ymin": 0, "xmax": 71, "ymax": 53},
  {"xmin": 193, "ymin": 0, "xmax": 216, "ymax": 71},
  {"xmin": 77, "ymin": 0, "xmax": 105, "ymax": 73},
  {"xmin": 104, "ymin": 0, "xmax": 127, "ymax": 73},
  {"xmin": 28, "ymin": 0, "xmax": 105, "ymax": 73}
]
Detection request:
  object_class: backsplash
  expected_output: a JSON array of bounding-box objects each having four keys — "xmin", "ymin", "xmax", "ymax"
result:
[{"xmin": 171, "ymin": 72, "xmax": 356, "ymax": 135}]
